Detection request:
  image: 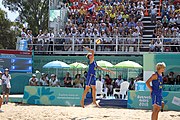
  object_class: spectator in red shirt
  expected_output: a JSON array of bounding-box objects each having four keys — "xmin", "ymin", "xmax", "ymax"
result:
[{"xmin": 105, "ymin": 74, "xmax": 113, "ymax": 96}]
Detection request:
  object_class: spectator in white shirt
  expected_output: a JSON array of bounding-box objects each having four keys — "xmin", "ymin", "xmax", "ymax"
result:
[
  {"xmin": 48, "ymin": 30, "xmax": 55, "ymax": 55},
  {"xmin": 29, "ymin": 74, "xmax": 38, "ymax": 86},
  {"xmin": 21, "ymin": 28, "xmax": 27, "ymax": 39},
  {"xmin": 49, "ymin": 74, "xmax": 60, "ymax": 87},
  {"xmin": 115, "ymin": 75, "xmax": 124, "ymax": 88},
  {"xmin": 149, "ymin": 40, "xmax": 155, "ymax": 52},
  {"xmin": 0, "ymin": 71, "xmax": 3, "ymax": 111},
  {"xmin": 39, "ymin": 73, "xmax": 49, "ymax": 86},
  {"xmin": 155, "ymin": 37, "xmax": 163, "ymax": 52},
  {"xmin": 150, "ymin": 5, "xmax": 157, "ymax": 24},
  {"xmin": 27, "ymin": 30, "xmax": 33, "ymax": 50},
  {"xmin": 169, "ymin": 16, "xmax": 177, "ymax": 24},
  {"xmin": 2, "ymin": 68, "xmax": 11, "ymax": 104},
  {"xmin": 36, "ymin": 30, "xmax": 44, "ymax": 51},
  {"xmin": 97, "ymin": 75, "xmax": 105, "ymax": 87}
]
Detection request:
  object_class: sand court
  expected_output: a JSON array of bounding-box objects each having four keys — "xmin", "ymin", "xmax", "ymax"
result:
[{"xmin": 0, "ymin": 103, "xmax": 180, "ymax": 120}]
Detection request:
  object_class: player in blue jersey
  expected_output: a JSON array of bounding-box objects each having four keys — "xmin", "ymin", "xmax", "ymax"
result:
[
  {"xmin": 80, "ymin": 46, "xmax": 114, "ymax": 108},
  {"xmin": 146, "ymin": 62, "xmax": 166, "ymax": 120}
]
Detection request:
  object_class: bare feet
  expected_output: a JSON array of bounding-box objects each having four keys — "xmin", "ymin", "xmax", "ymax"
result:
[
  {"xmin": 80, "ymin": 100, "xmax": 85, "ymax": 108},
  {"xmin": 93, "ymin": 101, "xmax": 101, "ymax": 108}
]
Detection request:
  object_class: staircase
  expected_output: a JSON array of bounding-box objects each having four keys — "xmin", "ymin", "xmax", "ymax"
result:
[{"xmin": 142, "ymin": 0, "xmax": 161, "ymax": 51}]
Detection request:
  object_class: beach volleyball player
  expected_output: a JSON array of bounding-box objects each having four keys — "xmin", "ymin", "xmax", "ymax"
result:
[
  {"xmin": 146, "ymin": 62, "xmax": 166, "ymax": 120},
  {"xmin": 80, "ymin": 46, "xmax": 114, "ymax": 108}
]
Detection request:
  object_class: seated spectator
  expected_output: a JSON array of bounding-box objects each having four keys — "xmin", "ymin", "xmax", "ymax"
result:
[
  {"xmin": 163, "ymin": 75, "xmax": 169, "ymax": 84},
  {"xmin": 49, "ymin": 74, "xmax": 60, "ymax": 87},
  {"xmin": 115, "ymin": 75, "xmax": 124, "ymax": 88},
  {"xmin": 129, "ymin": 78, "xmax": 135, "ymax": 90},
  {"xmin": 162, "ymin": 16, "xmax": 169, "ymax": 27},
  {"xmin": 97, "ymin": 75, "xmax": 106, "ymax": 89},
  {"xmin": 81, "ymin": 71, "xmax": 87, "ymax": 88},
  {"xmin": 175, "ymin": 74, "xmax": 180, "ymax": 85},
  {"xmin": 149, "ymin": 40, "xmax": 155, "ymax": 52},
  {"xmin": 39, "ymin": 73, "xmax": 49, "ymax": 86},
  {"xmin": 73, "ymin": 74, "xmax": 83, "ymax": 88},
  {"xmin": 155, "ymin": 37, "xmax": 163, "ymax": 52},
  {"xmin": 168, "ymin": 72, "xmax": 175, "ymax": 85},
  {"xmin": 104, "ymin": 74, "xmax": 113, "ymax": 96},
  {"xmin": 29, "ymin": 74, "xmax": 38, "ymax": 86},
  {"xmin": 0, "ymin": 71, "xmax": 2, "ymax": 85},
  {"xmin": 64, "ymin": 72, "xmax": 72, "ymax": 87}
]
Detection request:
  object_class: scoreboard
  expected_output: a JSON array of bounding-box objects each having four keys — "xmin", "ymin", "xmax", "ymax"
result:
[{"xmin": 0, "ymin": 50, "xmax": 32, "ymax": 73}]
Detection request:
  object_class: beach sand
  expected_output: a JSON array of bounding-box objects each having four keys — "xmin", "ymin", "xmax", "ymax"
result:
[{"xmin": 0, "ymin": 103, "xmax": 180, "ymax": 120}]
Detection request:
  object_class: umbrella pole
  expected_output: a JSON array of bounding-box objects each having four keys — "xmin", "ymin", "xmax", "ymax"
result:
[
  {"xmin": 128, "ymin": 68, "xmax": 129, "ymax": 81},
  {"xmin": 56, "ymin": 68, "xmax": 58, "ymax": 76}
]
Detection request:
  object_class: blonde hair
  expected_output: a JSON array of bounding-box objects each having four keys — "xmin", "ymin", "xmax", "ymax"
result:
[{"xmin": 156, "ymin": 62, "xmax": 166, "ymax": 71}]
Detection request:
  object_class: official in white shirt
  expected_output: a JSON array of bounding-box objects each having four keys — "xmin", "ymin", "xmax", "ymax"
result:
[
  {"xmin": 49, "ymin": 74, "xmax": 60, "ymax": 87},
  {"xmin": 115, "ymin": 75, "xmax": 124, "ymax": 88},
  {"xmin": 29, "ymin": 74, "xmax": 39, "ymax": 86},
  {"xmin": 2, "ymin": 68, "xmax": 11, "ymax": 104}
]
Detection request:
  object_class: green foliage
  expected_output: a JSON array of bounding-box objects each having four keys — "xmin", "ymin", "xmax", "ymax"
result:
[
  {"xmin": 0, "ymin": 9, "xmax": 16, "ymax": 49},
  {"xmin": 3, "ymin": 0, "xmax": 49, "ymax": 35}
]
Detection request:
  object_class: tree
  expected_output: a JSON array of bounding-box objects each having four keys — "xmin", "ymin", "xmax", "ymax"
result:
[
  {"xmin": 0, "ymin": 9, "xmax": 17, "ymax": 49},
  {"xmin": 2, "ymin": 0, "xmax": 49, "ymax": 35}
]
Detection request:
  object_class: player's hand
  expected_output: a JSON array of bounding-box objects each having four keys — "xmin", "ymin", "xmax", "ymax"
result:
[{"xmin": 109, "ymin": 70, "xmax": 115, "ymax": 74}]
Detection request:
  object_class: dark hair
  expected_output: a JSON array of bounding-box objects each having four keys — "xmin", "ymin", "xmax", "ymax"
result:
[
  {"xmin": 105, "ymin": 74, "xmax": 109, "ymax": 78},
  {"xmin": 75, "ymin": 74, "xmax": 80, "ymax": 79}
]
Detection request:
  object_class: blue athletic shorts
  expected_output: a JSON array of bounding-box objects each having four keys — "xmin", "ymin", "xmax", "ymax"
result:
[
  {"xmin": 151, "ymin": 93, "xmax": 162, "ymax": 107},
  {"xmin": 86, "ymin": 75, "xmax": 96, "ymax": 86}
]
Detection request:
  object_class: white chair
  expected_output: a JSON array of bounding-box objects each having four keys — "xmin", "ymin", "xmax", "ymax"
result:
[
  {"xmin": 96, "ymin": 80, "xmax": 107, "ymax": 98},
  {"xmin": 113, "ymin": 81, "xmax": 130, "ymax": 99}
]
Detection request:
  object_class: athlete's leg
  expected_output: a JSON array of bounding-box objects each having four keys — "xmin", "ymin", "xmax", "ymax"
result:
[
  {"xmin": 80, "ymin": 85, "xmax": 90, "ymax": 108},
  {"xmin": 0, "ymin": 96, "xmax": 2, "ymax": 108},
  {"xmin": 152, "ymin": 104, "xmax": 160, "ymax": 120},
  {"xmin": 2, "ymin": 93, "xmax": 5, "ymax": 104},
  {"xmin": 91, "ymin": 85, "xmax": 96, "ymax": 103},
  {"xmin": 161, "ymin": 101, "xmax": 164, "ymax": 112},
  {"xmin": 6, "ymin": 93, "xmax": 9, "ymax": 104}
]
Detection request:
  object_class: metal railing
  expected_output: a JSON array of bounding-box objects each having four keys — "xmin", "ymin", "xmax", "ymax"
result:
[{"xmin": 16, "ymin": 36, "xmax": 180, "ymax": 54}]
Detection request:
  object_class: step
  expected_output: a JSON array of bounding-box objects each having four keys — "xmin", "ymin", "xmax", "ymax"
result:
[
  {"xmin": 143, "ymin": 35, "xmax": 152, "ymax": 37},
  {"xmin": 142, "ymin": 23, "xmax": 157, "ymax": 26},
  {"xmin": 143, "ymin": 30, "xmax": 154, "ymax": 32},
  {"xmin": 142, "ymin": 41, "xmax": 152, "ymax": 44},
  {"xmin": 144, "ymin": 26, "xmax": 156, "ymax": 28},
  {"xmin": 143, "ymin": 16, "xmax": 161, "ymax": 19}
]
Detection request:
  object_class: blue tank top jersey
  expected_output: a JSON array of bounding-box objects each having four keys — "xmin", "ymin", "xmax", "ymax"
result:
[
  {"xmin": 152, "ymin": 72, "xmax": 163, "ymax": 95},
  {"xmin": 87, "ymin": 61, "xmax": 97, "ymax": 76}
]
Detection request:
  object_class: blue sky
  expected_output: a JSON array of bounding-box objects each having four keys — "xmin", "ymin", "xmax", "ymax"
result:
[{"xmin": 0, "ymin": 0, "xmax": 19, "ymax": 21}]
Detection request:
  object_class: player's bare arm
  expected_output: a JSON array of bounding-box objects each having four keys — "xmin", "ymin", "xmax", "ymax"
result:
[
  {"xmin": 83, "ymin": 46, "xmax": 94, "ymax": 56},
  {"xmin": 146, "ymin": 74, "xmax": 157, "ymax": 92},
  {"xmin": 97, "ymin": 66, "xmax": 115, "ymax": 74}
]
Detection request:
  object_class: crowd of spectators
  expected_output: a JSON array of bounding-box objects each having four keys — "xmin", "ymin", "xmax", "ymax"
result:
[
  {"xmin": 60, "ymin": 0, "xmax": 145, "ymax": 51},
  {"xmin": 29, "ymin": 70, "xmax": 180, "ymax": 99},
  {"xmin": 163, "ymin": 71, "xmax": 180, "ymax": 85},
  {"xmin": 28, "ymin": 71, "xmax": 130, "ymax": 97},
  {"xmin": 29, "ymin": 72, "xmax": 85, "ymax": 88},
  {"xmin": 20, "ymin": 0, "xmax": 180, "ymax": 53},
  {"xmin": 149, "ymin": 0, "xmax": 180, "ymax": 52}
]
